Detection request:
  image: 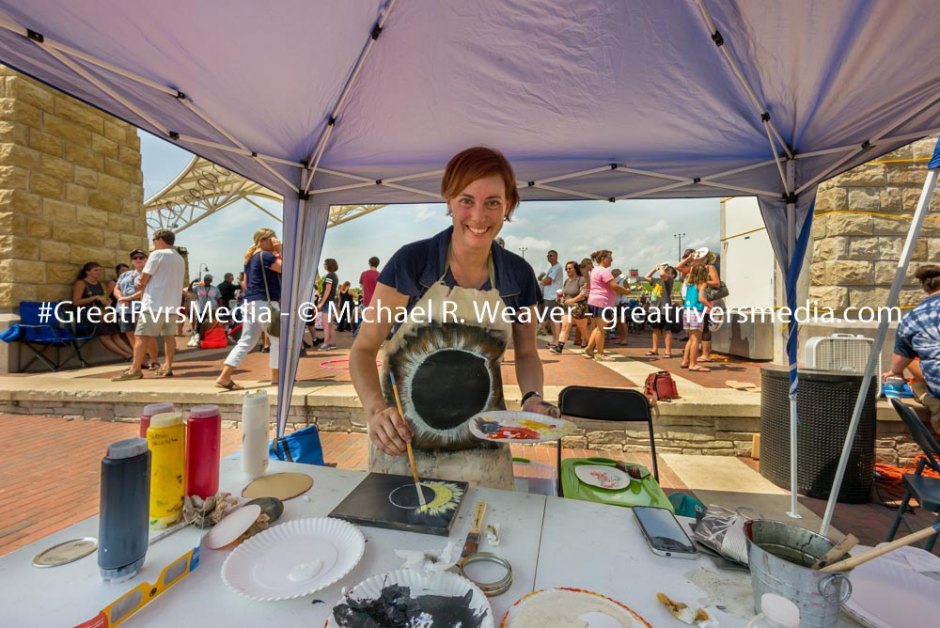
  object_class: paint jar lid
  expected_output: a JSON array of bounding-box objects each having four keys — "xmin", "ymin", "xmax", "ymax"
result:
[
  {"xmin": 107, "ymin": 437, "xmax": 148, "ymax": 460},
  {"xmin": 243, "ymin": 389, "xmax": 269, "ymax": 408},
  {"xmin": 190, "ymin": 404, "xmax": 221, "ymax": 420},
  {"xmin": 150, "ymin": 412, "xmax": 183, "ymax": 429},
  {"xmin": 760, "ymin": 593, "xmax": 800, "ymax": 627},
  {"xmin": 143, "ymin": 402, "xmax": 174, "ymax": 417}
]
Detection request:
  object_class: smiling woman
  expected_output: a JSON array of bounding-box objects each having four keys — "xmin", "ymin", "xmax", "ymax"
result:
[{"xmin": 348, "ymin": 147, "xmax": 560, "ymax": 490}]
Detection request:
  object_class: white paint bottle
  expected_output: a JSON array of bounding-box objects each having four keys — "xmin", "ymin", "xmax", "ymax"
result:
[{"xmin": 241, "ymin": 390, "xmax": 270, "ymax": 480}]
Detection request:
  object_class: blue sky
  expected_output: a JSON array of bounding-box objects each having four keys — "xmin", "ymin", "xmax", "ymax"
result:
[{"xmin": 141, "ymin": 132, "xmax": 720, "ymax": 284}]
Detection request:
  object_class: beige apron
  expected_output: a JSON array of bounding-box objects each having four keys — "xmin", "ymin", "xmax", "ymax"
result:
[{"xmin": 369, "ymin": 253, "xmax": 515, "ymax": 490}]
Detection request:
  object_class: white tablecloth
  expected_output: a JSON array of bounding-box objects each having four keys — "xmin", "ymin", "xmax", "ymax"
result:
[{"xmin": 0, "ymin": 459, "xmax": 762, "ymax": 626}]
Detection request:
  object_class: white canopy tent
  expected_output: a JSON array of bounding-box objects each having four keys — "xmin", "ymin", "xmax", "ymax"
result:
[{"xmin": 0, "ymin": 0, "xmax": 938, "ymax": 528}]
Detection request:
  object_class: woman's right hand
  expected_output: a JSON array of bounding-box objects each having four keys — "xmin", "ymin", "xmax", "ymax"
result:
[{"xmin": 368, "ymin": 406, "xmax": 413, "ymax": 456}]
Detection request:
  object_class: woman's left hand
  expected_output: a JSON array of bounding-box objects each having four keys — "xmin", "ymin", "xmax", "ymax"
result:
[{"xmin": 522, "ymin": 395, "xmax": 560, "ymax": 418}]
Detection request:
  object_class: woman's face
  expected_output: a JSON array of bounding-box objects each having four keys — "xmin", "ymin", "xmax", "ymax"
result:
[
  {"xmin": 88, "ymin": 266, "xmax": 102, "ymax": 280},
  {"xmin": 259, "ymin": 235, "xmax": 277, "ymax": 252},
  {"xmin": 131, "ymin": 254, "xmax": 147, "ymax": 269},
  {"xmin": 600, "ymin": 254, "xmax": 613, "ymax": 268},
  {"xmin": 447, "ymin": 174, "xmax": 508, "ymax": 253},
  {"xmin": 565, "ymin": 263, "xmax": 577, "ymax": 277}
]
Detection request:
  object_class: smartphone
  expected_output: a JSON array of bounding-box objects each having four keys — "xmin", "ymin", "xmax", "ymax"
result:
[{"xmin": 633, "ymin": 506, "xmax": 698, "ymax": 559}]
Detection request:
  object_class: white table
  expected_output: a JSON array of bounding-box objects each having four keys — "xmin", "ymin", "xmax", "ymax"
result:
[{"xmin": 0, "ymin": 459, "xmax": 754, "ymax": 626}]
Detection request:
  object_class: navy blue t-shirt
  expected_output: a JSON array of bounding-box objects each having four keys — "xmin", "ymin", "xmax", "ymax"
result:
[
  {"xmin": 243, "ymin": 251, "xmax": 281, "ymax": 302},
  {"xmin": 378, "ymin": 227, "xmax": 539, "ymax": 317}
]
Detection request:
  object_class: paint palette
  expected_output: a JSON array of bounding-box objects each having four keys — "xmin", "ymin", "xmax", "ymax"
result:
[
  {"xmin": 502, "ymin": 587, "xmax": 650, "ymax": 627},
  {"xmin": 469, "ymin": 411, "xmax": 576, "ymax": 443},
  {"xmin": 329, "ymin": 569, "xmax": 493, "ymax": 627},
  {"xmin": 574, "ymin": 465, "xmax": 632, "ymax": 490},
  {"xmin": 329, "ymin": 472, "xmax": 469, "ymax": 536}
]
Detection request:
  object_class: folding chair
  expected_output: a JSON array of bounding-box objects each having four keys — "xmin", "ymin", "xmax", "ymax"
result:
[
  {"xmin": 886, "ymin": 398, "xmax": 940, "ymax": 552},
  {"xmin": 557, "ymin": 385, "xmax": 659, "ymax": 497},
  {"xmin": 15, "ymin": 301, "xmax": 95, "ymax": 371}
]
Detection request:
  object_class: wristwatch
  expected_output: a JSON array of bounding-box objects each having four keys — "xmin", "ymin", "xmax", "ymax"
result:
[{"xmin": 521, "ymin": 391, "xmax": 541, "ymax": 405}]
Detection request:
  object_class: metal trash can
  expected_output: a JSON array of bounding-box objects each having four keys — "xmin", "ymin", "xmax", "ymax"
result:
[{"xmin": 760, "ymin": 366, "xmax": 876, "ymax": 503}]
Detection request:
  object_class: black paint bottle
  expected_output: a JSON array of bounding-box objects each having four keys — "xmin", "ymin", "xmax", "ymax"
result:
[{"xmin": 98, "ymin": 437, "xmax": 151, "ymax": 582}]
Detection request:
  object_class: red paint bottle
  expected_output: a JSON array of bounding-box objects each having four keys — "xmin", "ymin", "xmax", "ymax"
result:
[
  {"xmin": 140, "ymin": 402, "xmax": 175, "ymax": 438},
  {"xmin": 185, "ymin": 405, "xmax": 221, "ymax": 498}
]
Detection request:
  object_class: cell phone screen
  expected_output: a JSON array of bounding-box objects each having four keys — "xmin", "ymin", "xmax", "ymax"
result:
[{"xmin": 633, "ymin": 506, "xmax": 696, "ymax": 554}]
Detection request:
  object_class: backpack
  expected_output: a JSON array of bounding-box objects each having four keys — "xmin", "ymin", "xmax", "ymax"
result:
[
  {"xmin": 199, "ymin": 325, "xmax": 228, "ymax": 349},
  {"xmin": 645, "ymin": 370, "xmax": 679, "ymax": 405}
]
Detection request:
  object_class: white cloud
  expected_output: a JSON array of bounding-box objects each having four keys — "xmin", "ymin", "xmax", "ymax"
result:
[{"xmin": 646, "ymin": 219, "xmax": 669, "ymax": 235}]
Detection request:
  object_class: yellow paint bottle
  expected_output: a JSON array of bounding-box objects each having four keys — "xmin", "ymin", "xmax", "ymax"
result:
[{"xmin": 147, "ymin": 412, "xmax": 185, "ymax": 529}]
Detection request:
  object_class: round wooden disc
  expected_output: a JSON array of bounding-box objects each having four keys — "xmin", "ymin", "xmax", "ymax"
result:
[
  {"xmin": 32, "ymin": 537, "xmax": 97, "ymax": 568},
  {"xmin": 241, "ymin": 472, "xmax": 313, "ymax": 501}
]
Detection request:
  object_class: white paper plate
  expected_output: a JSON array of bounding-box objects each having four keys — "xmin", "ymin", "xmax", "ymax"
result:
[
  {"xmin": 328, "ymin": 568, "xmax": 493, "ymax": 627},
  {"xmin": 221, "ymin": 517, "xmax": 365, "ymax": 602},
  {"xmin": 575, "ymin": 465, "xmax": 632, "ymax": 490},
  {"xmin": 469, "ymin": 411, "xmax": 576, "ymax": 443},
  {"xmin": 843, "ymin": 557, "xmax": 940, "ymax": 627},
  {"xmin": 204, "ymin": 504, "xmax": 261, "ymax": 550},
  {"xmin": 502, "ymin": 588, "xmax": 650, "ymax": 627}
]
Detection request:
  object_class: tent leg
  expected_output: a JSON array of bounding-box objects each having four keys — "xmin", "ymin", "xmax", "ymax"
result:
[
  {"xmin": 785, "ymin": 195, "xmax": 802, "ymax": 519},
  {"xmin": 819, "ymin": 166, "xmax": 939, "ymax": 536}
]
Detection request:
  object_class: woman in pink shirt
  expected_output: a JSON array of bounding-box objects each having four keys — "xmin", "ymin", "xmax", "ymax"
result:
[{"xmin": 585, "ymin": 249, "xmax": 631, "ymax": 361}]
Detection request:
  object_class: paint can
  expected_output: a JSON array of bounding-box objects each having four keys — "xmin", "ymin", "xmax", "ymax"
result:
[
  {"xmin": 746, "ymin": 520, "xmax": 851, "ymax": 627},
  {"xmin": 147, "ymin": 412, "xmax": 185, "ymax": 529},
  {"xmin": 98, "ymin": 438, "xmax": 150, "ymax": 582},
  {"xmin": 186, "ymin": 405, "xmax": 221, "ymax": 499},
  {"xmin": 241, "ymin": 390, "xmax": 270, "ymax": 480},
  {"xmin": 140, "ymin": 402, "xmax": 175, "ymax": 438}
]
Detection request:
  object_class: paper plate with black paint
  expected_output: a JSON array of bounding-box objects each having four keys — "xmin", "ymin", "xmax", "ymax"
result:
[{"xmin": 329, "ymin": 568, "xmax": 493, "ymax": 627}]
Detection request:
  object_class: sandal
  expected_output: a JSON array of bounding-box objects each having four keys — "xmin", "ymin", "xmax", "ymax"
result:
[
  {"xmin": 215, "ymin": 380, "xmax": 244, "ymax": 392},
  {"xmin": 680, "ymin": 363, "xmax": 690, "ymax": 368},
  {"xmin": 644, "ymin": 351, "xmax": 659, "ymax": 357},
  {"xmin": 582, "ymin": 351, "xmax": 595, "ymax": 359},
  {"xmin": 663, "ymin": 352, "xmax": 673, "ymax": 359},
  {"xmin": 688, "ymin": 366, "xmax": 711, "ymax": 372},
  {"xmin": 594, "ymin": 353, "xmax": 613, "ymax": 361}
]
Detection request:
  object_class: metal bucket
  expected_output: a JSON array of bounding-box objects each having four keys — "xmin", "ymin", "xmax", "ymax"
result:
[{"xmin": 747, "ymin": 520, "xmax": 852, "ymax": 627}]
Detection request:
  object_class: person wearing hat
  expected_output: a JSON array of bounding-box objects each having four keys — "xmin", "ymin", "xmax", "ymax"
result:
[
  {"xmin": 676, "ymin": 247, "xmax": 721, "ymax": 361},
  {"xmin": 112, "ymin": 248, "xmax": 155, "ymax": 368}
]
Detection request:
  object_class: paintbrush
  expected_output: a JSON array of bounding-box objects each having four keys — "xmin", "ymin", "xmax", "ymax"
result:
[
  {"xmin": 389, "ymin": 371, "xmax": 427, "ymax": 513},
  {"xmin": 822, "ymin": 522, "xmax": 940, "ymax": 573}
]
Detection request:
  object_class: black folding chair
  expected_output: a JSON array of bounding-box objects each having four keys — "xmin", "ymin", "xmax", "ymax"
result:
[
  {"xmin": 557, "ymin": 385, "xmax": 659, "ymax": 496},
  {"xmin": 886, "ymin": 398, "xmax": 940, "ymax": 552},
  {"xmin": 15, "ymin": 301, "xmax": 94, "ymax": 371}
]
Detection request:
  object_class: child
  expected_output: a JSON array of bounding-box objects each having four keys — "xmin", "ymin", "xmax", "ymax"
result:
[
  {"xmin": 681, "ymin": 264, "xmax": 712, "ymax": 372},
  {"xmin": 645, "ymin": 263, "xmax": 679, "ymax": 358}
]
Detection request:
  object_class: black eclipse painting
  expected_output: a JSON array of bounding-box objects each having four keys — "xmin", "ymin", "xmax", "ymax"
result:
[{"xmin": 329, "ymin": 472, "xmax": 468, "ymax": 536}]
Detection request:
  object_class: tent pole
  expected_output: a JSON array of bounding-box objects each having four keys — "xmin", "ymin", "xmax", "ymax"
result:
[
  {"xmin": 819, "ymin": 160, "xmax": 939, "ymax": 536},
  {"xmin": 785, "ymin": 182, "xmax": 802, "ymax": 519}
]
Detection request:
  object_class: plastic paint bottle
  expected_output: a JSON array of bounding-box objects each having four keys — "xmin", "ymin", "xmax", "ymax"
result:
[
  {"xmin": 140, "ymin": 402, "xmax": 175, "ymax": 439},
  {"xmin": 241, "ymin": 390, "xmax": 270, "ymax": 480},
  {"xmin": 147, "ymin": 412, "xmax": 185, "ymax": 529},
  {"xmin": 185, "ymin": 405, "xmax": 222, "ymax": 499},
  {"xmin": 98, "ymin": 437, "xmax": 150, "ymax": 582},
  {"xmin": 746, "ymin": 593, "xmax": 800, "ymax": 628}
]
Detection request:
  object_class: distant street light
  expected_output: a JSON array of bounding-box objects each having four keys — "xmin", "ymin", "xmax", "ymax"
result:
[
  {"xmin": 673, "ymin": 233, "xmax": 686, "ymax": 260},
  {"xmin": 519, "ymin": 247, "xmax": 528, "ymax": 259}
]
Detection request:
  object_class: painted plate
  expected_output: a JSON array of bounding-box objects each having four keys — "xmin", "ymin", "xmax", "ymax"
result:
[
  {"xmin": 221, "ymin": 517, "xmax": 365, "ymax": 602},
  {"xmin": 843, "ymin": 556, "xmax": 940, "ymax": 628},
  {"xmin": 574, "ymin": 465, "xmax": 632, "ymax": 490},
  {"xmin": 502, "ymin": 587, "xmax": 650, "ymax": 627},
  {"xmin": 469, "ymin": 411, "xmax": 576, "ymax": 443},
  {"xmin": 328, "ymin": 568, "xmax": 493, "ymax": 627}
]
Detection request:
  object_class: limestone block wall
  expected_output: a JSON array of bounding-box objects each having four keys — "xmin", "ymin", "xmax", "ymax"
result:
[
  {"xmin": 0, "ymin": 67, "xmax": 146, "ymax": 311},
  {"xmin": 810, "ymin": 137, "xmax": 940, "ymax": 314}
]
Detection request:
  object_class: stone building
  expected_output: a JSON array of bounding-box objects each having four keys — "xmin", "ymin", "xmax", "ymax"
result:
[
  {"xmin": 0, "ymin": 67, "xmax": 146, "ymax": 372},
  {"xmin": 810, "ymin": 137, "xmax": 940, "ymax": 314}
]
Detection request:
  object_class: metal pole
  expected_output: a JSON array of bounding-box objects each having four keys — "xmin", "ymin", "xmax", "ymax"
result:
[
  {"xmin": 819, "ymin": 166, "xmax": 939, "ymax": 535},
  {"xmin": 674, "ymin": 233, "xmax": 686, "ymax": 259},
  {"xmin": 519, "ymin": 247, "xmax": 527, "ymax": 259}
]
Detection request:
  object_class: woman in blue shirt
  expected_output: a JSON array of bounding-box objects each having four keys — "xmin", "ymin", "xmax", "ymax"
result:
[{"xmin": 349, "ymin": 147, "xmax": 559, "ymax": 489}]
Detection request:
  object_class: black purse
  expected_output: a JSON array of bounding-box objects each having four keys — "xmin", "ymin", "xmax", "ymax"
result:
[{"xmin": 704, "ymin": 281, "xmax": 729, "ymax": 301}]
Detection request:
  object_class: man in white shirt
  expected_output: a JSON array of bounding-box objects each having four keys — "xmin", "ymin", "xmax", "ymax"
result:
[
  {"xmin": 113, "ymin": 229, "xmax": 185, "ymax": 381},
  {"xmin": 540, "ymin": 250, "xmax": 564, "ymax": 344}
]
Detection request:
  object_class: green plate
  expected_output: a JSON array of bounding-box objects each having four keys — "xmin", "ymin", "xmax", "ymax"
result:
[{"xmin": 560, "ymin": 457, "xmax": 673, "ymax": 511}]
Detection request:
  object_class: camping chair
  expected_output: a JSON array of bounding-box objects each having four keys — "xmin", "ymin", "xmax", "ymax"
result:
[
  {"xmin": 557, "ymin": 386, "xmax": 659, "ymax": 496},
  {"xmin": 11, "ymin": 301, "xmax": 95, "ymax": 371},
  {"xmin": 886, "ymin": 398, "xmax": 940, "ymax": 552}
]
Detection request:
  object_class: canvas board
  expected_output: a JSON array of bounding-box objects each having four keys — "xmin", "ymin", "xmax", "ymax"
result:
[{"xmin": 329, "ymin": 472, "xmax": 469, "ymax": 536}]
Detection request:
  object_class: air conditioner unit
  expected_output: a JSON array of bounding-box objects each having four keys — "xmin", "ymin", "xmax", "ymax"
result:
[{"xmin": 804, "ymin": 333, "xmax": 881, "ymax": 396}]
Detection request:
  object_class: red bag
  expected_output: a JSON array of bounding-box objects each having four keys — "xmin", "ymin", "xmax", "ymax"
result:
[
  {"xmin": 645, "ymin": 370, "xmax": 679, "ymax": 405},
  {"xmin": 199, "ymin": 325, "xmax": 228, "ymax": 349}
]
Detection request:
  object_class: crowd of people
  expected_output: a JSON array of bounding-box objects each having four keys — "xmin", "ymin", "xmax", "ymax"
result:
[{"xmin": 535, "ymin": 244, "xmax": 723, "ymax": 370}]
